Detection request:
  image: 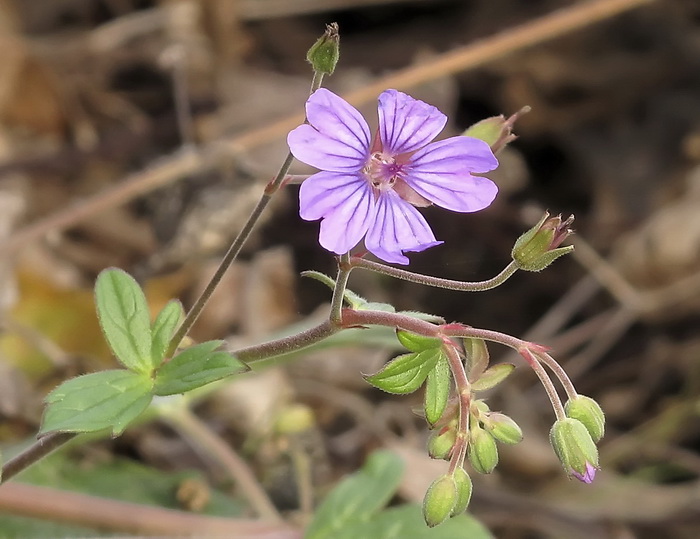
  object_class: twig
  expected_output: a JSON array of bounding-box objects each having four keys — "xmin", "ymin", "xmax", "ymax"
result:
[
  {"xmin": 0, "ymin": 0, "xmax": 655, "ymax": 255},
  {"xmin": 0, "ymin": 482, "xmax": 300, "ymax": 538},
  {"xmin": 160, "ymin": 406, "xmax": 283, "ymax": 522}
]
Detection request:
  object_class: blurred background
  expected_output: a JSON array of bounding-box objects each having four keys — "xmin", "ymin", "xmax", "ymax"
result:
[{"xmin": 0, "ymin": 0, "xmax": 699, "ymax": 537}]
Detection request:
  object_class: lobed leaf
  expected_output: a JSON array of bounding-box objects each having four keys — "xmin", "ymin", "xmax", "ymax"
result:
[
  {"xmin": 154, "ymin": 341, "xmax": 249, "ymax": 396},
  {"xmin": 365, "ymin": 349, "xmax": 441, "ymax": 394},
  {"xmin": 150, "ymin": 299, "xmax": 184, "ymax": 367},
  {"xmin": 95, "ymin": 269, "xmax": 153, "ymax": 373},
  {"xmin": 424, "ymin": 354, "xmax": 451, "ymax": 426},
  {"xmin": 41, "ymin": 370, "xmax": 154, "ymax": 436}
]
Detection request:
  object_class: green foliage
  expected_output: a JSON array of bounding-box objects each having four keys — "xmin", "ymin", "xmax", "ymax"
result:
[
  {"xmin": 154, "ymin": 341, "xmax": 249, "ymax": 396},
  {"xmin": 424, "ymin": 355, "xmax": 451, "ymax": 426},
  {"xmin": 40, "ymin": 370, "xmax": 153, "ymax": 436},
  {"xmin": 94, "ymin": 268, "xmax": 154, "ymax": 373},
  {"xmin": 471, "ymin": 363, "xmax": 515, "ymax": 391},
  {"xmin": 306, "ymin": 451, "xmax": 492, "ymax": 539},
  {"xmin": 365, "ymin": 349, "xmax": 442, "ymax": 394},
  {"xmin": 306, "ymin": 450, "xmax": 404, "ymax": 539},
  {"xmin": 150, "ymin": 299, "xmax": 184, "ymax": 367},
  {"xmin": 397, "ymin": 330, "xmax": 442, "ymax": 352}
]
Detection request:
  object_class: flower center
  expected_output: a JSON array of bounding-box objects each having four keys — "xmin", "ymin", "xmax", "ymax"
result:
[{"xmin": 363, "ymin": 152, "xmax": 403, "ymax": 191}]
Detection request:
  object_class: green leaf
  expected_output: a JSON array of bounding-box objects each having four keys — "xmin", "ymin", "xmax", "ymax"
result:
[
  {"xmin": 424, "ymin": 355, "xmax": 451, "ymax": 426},
  {"xmin": 95, "ymin": 268, "xmax": 153, "ymax": 373},
  {"xmin": 397, "ymin": 330, "xmax": 442, "ymax": 352},
  {"xmin": 41, "ymin": 370, "xmax": 154, "ymax": 436},
  {"xmin": 471, "ymin": 363, "xmax": 516, "ymax": 392},
  {"xmin": 365, "ymin": 349, "xmax": 441, "ymax": 394},
  {"xmin": 306, "ymin": 450, "xmax": 404, "ymax": 539},
  {"xmin": 154, "ymin": 341, "xmax": 249, "ymax": 396},
  {"xmin": 150, "ymin": 299, "xmax": 184, "ymax": 366},
  {"xmin": 332, "ymin": 505, "xmax": 494, "ymax": 539}
]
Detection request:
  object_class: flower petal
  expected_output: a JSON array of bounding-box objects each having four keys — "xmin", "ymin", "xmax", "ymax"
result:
[
  {"xmin": 288, "ymin": 89, "xmax": 371, "ymax": 172},
  {"xmin": 299, "ymin": 171, "xmax": 375, "ymax": 255},
  {"xmin": 403, "ymin": 136, "xmax": 499, "ymax": 212},
  {"xmin": 365, "ymin": 190, "xmax": 442, "ymax": 264},
  {"xmin": 378, "ymin": 89, "xmax": 447, "ymax": 155}
]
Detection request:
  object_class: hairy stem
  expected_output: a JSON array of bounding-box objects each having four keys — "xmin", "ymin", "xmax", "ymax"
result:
[
  {"xmin": 1, "ymin": 432, "xmax": 75, "ymax": 484},
  {"xmin": 330, "ymin": 253, "xmax": 352, "ymax": 325},
  {"xmin": 165, "ymin": 72, "xmax": 325, "ymax": 357},
  {"xmin": 519, "ymin": 348, "xmax": 566, "ymax": 420},
  {"xmin": 442, "ymin": 340, "xmax": 471, "ymax": 474},
  {"xmin": 350, "ymin": 258, "xmax": 519, "ymax": 292},
  {"xmin": 537, "ymin": 352, "xmax": 578, "ymax": 400}
]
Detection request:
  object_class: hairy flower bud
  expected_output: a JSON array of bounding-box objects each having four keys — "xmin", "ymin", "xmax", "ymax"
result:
[
  {"xmin": 306, "ymin": 23, "xmax": 340, "ymax": 75},
  {"xmin": 565, "ymin": 395, "xmax": 605, "ymax": 442},
  {"xmin": 467, "ymin": 426, "xmax": 499, "ymax": 474},
  {"xmin": 422, "ymin": 474, "xmax": 458, "ymax": 527},
  {"xmin": 550, "ymin": 418, "xmax": 599, "ymax": 483},
  {"xmin": 484, "ymin": 412, "xmax": 523, "ymax": 445},
  {"xmin": 512, "ymin": 212, "xmax": 575, "ymax": 272},
  {"xmin": 450, "ymin": 467, "xmax": 473, "ymax": 516},
  {"xmin": 427, "ymin": 425, "xmax": 457, "ymax": 460},
  {"xmin": 463, "ymin": 106, "xmax": 530, "ymax": 154}
]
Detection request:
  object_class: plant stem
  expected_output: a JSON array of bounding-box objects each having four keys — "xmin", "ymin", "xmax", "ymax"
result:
[
  {"xmin": 1, "ymin": 432, "xmax": 75, "ymax": 483},
  {"xmin": 165, "ymin": 72, "xmax": 325, "ymax": 358},
  {"xmin": 329, "ymin": 253, "xmax": 351, "ymax": 325},
  {"xmin": 350, "ymin": 258, "xmax": 519, "ymax": 292},
  {"xmin": 537, "ymin": 352, "xmax": 578, "ymax": 400},
  {"xmin": 161, "ymin": 406, "xmax": 283, "ymax": 522},
  {"xmin": 519, "ymin": 348, "xmax": 566, "ymax": 420},
  {"xmin": 442, "ymin": 340, "xmax": 471, "ymax": 474}
]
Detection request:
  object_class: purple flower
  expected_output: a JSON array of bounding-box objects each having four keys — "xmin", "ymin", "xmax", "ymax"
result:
[
  {"xmin": 572, "ymin": 462, "xmax": 597, "ymax": 484},
  {"xmin": 287, "ymin": 88, "xmax": 499, "ymax": 264}
]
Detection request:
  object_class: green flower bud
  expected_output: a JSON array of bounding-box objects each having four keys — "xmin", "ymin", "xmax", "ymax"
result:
[
  {"xmin": 484, "ymin": 412, "xmax": 523, "ymax": 445},
  {"xmin": 306, "ymin": 23, "xmax": 340, "ymax": 75},
  {"xmin": 450, "ymin": 467, "xmax": 473, "ymax": 516},
  {"xmin": 467, "ymin": 426, "xmax": 499, "ymax": 474},
  {"xmin": 549, "ymin": 418, "xmax": 599, "ymax": 483},
  {"xmin": 422, "ymin": 474, "xmax": 458, "ymax": 527},
  {"xmin": 427, "ymin": 425, "xmax": 457, "ymax": 460},
  {"xmin": 511, "ymin": 213, "xmax": 575, "ymax": 272},
  {"xmin": 463, "ymin": 106, "xmax": 530, "ymax": 154},
  {"xmin": 565, "ymin": 395, "xmax": 605, "ymax": 442}
]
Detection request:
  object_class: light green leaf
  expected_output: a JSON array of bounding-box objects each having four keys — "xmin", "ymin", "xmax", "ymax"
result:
[
  {"xmin": 397, "ymin": 330, "xmax": 442, "ymax": 353},
  {"xmin": 154, "ymin": 341, "xmax": 249, "ymax": 396},
  {"xmin": 150, "ymin": 299, "xmax": 184, "ymax": 366},
  {"xmin": 306, "ymin": 450, "xmax": 404, "ymax": 539},
  {"xmin": 424, "ymin": 355, "xmax": 451, "ymax": 426},
  {"xmin": 471, "ymin": 363, "xmax": 516, "ymax": 392},
  {"xmin": 95, "ymin": 268, "xmax": 153, "ymax": 373},
  {"xmin": 365, "ymin": 349, "xmax": 441, "ymax": 394},
  {"xmin": 41, "ymin": 370, "xmax": 154, "ymax": 436},
  {"xmin": 333, "ymin": 505, "xmax": 494, "ymax": 539}
]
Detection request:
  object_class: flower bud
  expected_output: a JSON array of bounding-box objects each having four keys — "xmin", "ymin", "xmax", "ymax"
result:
[
  {"xmin": 511, "ymin": 213, "xmax": 575, "ymax": 272},
  {"xmin": 549, "ymin": 418, "xmax": 599, "ymax": 483},
  {"xmin": 422, "ymin": 474, "xmax": 458, "ymax": 527},
  {"xmin": 450, "ymin": 467, "xmax": 473, "ymax": 516},
  {"xmin": 483, "ymin": 412, "xmax": 523, "ymax": 445},
  {"xmin": 427, "ymin": 425, "xmax": 457, "ymax": 460},
  {"xmin": 463, "ymin": 106, "xmax": 530, "ymax": 154},
  {"xmin": 565, "ymin": 395, "xmax": 605, "ymax": 442},
  {"xmin": 306, "ymin": 23, "xmax": 340, "ymax": 75},
  {"xmin": 467, "ymin": 426, "xmax": 499, "ymax": 474}
]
